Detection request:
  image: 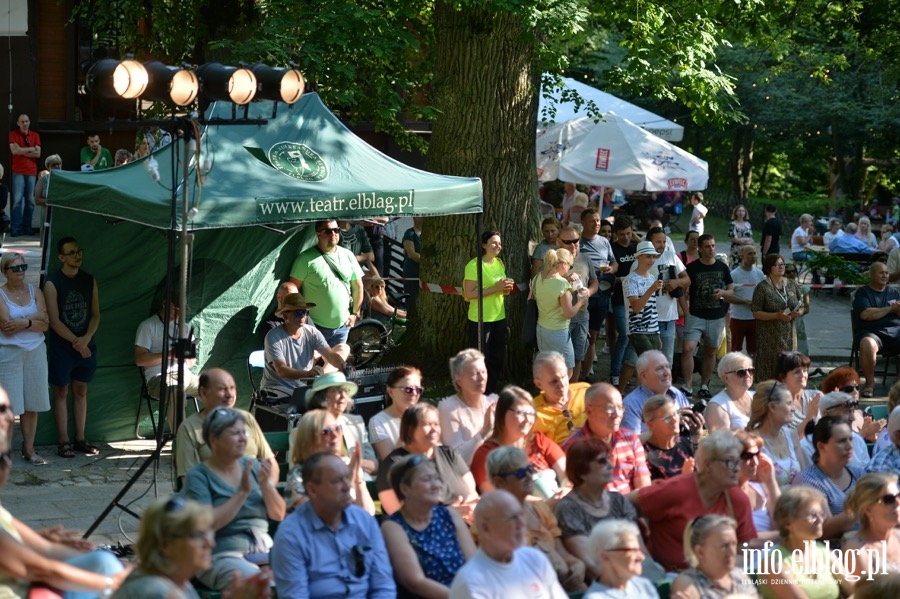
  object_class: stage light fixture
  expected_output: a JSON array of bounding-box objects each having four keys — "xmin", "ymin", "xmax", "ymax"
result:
[
  {"xmin": 195, "ymin": 63, "xmax": 258, "ymax": 105},
  {"xmin": 250, "ymin": 64, "xmax": 305, "ymax": 104},
  {"xmin": 143, "ymin": 62, "xmax": 200, "ymax": 106},
  {"xmin": 87, "ymin": 58, "xmax": 149, "ymax": 99}
]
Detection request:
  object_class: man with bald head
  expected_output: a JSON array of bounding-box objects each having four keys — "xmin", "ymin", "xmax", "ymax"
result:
[
  {"xmin": 622, "ymin": 351, "xmax": 697, "ymax": 433},
  {"xmin": 532, "ymin": 351, "xmax": 590, "ymax": 445},
  {"xmin": 562, "ymin": 383, "xmax": 650, "ymax": 493},
  {"xmin": 449, "ymin": 490, "xmax": 566, "ymax": 598},
  {"xmin": 174, "ymin": 368, "xmax": 277, "ymax": 482}
]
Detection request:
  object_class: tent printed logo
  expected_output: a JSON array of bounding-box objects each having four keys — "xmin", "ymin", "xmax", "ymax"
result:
[
  {"xmin": 667, "ymin": 178, "xmax": 689, "ymax": 190},
  {"xmin": 257, "ymin": 142, "xmax": 329, "ymax": 181},
  {"xmin": 595, "ymin": 148, "xmax": 611, "ymax": 171},
  {"xmin": 641, "ymin": 150, "xmax": 686, "ymax": 172}
]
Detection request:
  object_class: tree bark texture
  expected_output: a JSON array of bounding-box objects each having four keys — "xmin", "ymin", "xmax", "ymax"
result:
[
  {"xmin": 408, "ymin": 2, "xmax": 540, "ymax": 382},
  {"xmin": 730, "ymin": 123, "xmax": 754, "ymax": 201}
]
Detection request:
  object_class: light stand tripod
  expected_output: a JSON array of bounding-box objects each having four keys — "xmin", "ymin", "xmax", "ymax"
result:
[{"xmin": 84, "ymin": 122, "xmax": 196, "ymax": 538}]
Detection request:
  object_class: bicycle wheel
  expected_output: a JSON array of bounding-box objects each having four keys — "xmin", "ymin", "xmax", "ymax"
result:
[{"xmin": 347, "ymin": 319, "xmax": 387, "ymax": 368}]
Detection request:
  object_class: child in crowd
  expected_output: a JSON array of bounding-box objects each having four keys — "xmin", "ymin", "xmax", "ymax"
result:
[
  {"xmin": 624, "ymin": 241, "xmax": 665, "ymax": 356},
  {"xmin": 688, "ymin": 192, "xmax": 707, "ymax": 235}
]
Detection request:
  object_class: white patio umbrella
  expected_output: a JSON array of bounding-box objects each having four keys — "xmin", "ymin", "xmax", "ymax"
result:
[
  {"xmin": 540, "ymin": 76, "xmax": 684, "ymax": 142},
  {"xmin": 536, "ymin": 113, "xmax": 708, "ymax": 191}
]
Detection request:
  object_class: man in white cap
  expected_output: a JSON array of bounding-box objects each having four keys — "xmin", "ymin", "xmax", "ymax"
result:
[
  {"xmin": 260, "ymin": 293, "xmax": 349, "ymax": 400},
  {"xmin": 867, "ymin": 406, "xmax": 900, "ymax": 474},
  {"xmin": 799, "ymin": 391, "xmax": 869, "ymax": 471},
  {"xmin": 623, "ymin": 240, "xmax": 665, "ymax": 357}
]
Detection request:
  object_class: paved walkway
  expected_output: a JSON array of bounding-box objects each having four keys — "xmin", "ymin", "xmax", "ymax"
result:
[{"xmin": 0, "ymin": 232, "xmax": 876, "ymax": 547}]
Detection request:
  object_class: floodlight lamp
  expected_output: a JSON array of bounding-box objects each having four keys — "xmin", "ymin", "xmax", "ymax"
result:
[
  {"xmin": 87, "ymin": 58, "xmax": 149, "ymax": 100},
  {"xmin": 196, "ymin": 63, "xmax": 258, "ymax": 105},
  {"xmin": 143, "ymin": 61, "xmax": 199, "ymax": 106},
  {"xmin": 250, "ymin": 64, "xmax": 305, "ymax": 104}
]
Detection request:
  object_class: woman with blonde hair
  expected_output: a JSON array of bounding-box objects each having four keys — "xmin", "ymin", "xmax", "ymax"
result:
[
  {"xmin": 533, "ymin": 248, "xmax": 588, "ymax": 378},
  {"xmin": 734, "ymin": 430, "xmax": 780, "ymax": 541},
  {"xmin": 857, "ymin": 216, "xmax": 878, "ymax": 248},
  {"xmin": 287, "ymin": 408, "xmax": 374, "ymax": 514},
  {"xmin": 114, "ymin": 497, "xmax": 269, "ymax": 599},
  {"xmin": 670, "ymin": 515, "xmax": 758, "ymax": 598},
  {"xmin": 365, "ymin": 277, "xmax": 406, "ymax": 324},
  {"xmin": 843, "ymin": 472, "xmax": 900, "ymax": 577},
  {"xmin": 759, "ymin": 486, "xmax": 854, "ymax": 598},
  {"xmin": 746, "ymin": 381, "xmax": 806, "ymax": 489},
  {"xmin": 706, "ymin": 351, "xmax": 755, "ymax": 432}
]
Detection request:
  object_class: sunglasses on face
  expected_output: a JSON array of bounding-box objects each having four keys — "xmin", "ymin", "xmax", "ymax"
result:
[
  {"xmin": 560, "ymin": 238, "xmax": 579, "ymax": 245},
  {"xmin": 317, "ymin": 227, "xmax": 341, "ymax": 235},
  {"xmin": 726, "ymin": 367, "xmax": 755, "ymax": 378},
  {"xmin": 0, "ymin": 404, "xmax": 11, "ymax": 415},
  {"xmin": 321, "ymin": 425, "xmax": 343, "ymax": 436},
  {"xmin": 294, "ymin": 309, "xmax": 309, "ymax": 318},
  {"xmin": 5, "ymin": 264, "xmax": 27, "ymax": 272},
  {"xmin": 740, "ymin": 451, "xmax": 759, "ymax": 461},
  {"xmin": 499, "ymin": 463, "xmax": 538, "ymax": 480},
  {"xmin": 840, "ymin": 384, "xmax": 860, "ymax": 393},
  {"xmin": 392, "ymin": 385, "xmax": 424, "ymax": 396},
  {"xmin": 879, "ymin": 492, "xmax": 900, "ymax": 506}
]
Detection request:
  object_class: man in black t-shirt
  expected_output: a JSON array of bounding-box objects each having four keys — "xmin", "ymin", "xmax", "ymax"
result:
[
  {"xmin": 852, "ymin": 261, "xmax": 900, "ymax": 397},
  {"xmin": 611, "ymin": 215, "xmax": 638, "ymax": 389},
  {"xmin": 761, "ymin": 203, "xmax": 782, "ymax": 257},
  {"xmin": 682, "ymin": 234, "xmax": 734, "ymax": 401}
]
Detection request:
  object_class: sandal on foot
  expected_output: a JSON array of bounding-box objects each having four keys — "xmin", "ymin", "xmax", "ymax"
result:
[
  {"xmin": 57, "ymin": 443, "xmax": 76, "ymax": 458},
  {"xmin": 862, "ymin": 386, "xmax": 875, "ymax": 399},
  {"xmin": 73, "ymin": 440, "xmax": 99, "ymax": 455},
  {"xmin": 24, "ymin": 453, "xmax": 46, "ymax": 465}
]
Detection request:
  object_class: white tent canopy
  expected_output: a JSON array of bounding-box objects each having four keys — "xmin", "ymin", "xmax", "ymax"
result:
[
  {"xmin": 537, "ymin": 113, "xmax": 708, "ymax": 191},
  {"xmin": 540, "ymin": 76, "xmax": 684, "ymax": 142}
]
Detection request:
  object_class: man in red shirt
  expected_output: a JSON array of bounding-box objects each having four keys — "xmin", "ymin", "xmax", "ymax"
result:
[{"xmin": 8, "ymin": 114, "xmax": 41, "ymax": 237}]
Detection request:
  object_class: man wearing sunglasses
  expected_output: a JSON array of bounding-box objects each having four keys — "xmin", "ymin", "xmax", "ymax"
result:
[
  {"xmin": 290, "ymin": 219, "xmax": 365, "ymax": 347},
  {"xmin": 260, "ymin": 293, "xmax": 349, "ymax": 401}
]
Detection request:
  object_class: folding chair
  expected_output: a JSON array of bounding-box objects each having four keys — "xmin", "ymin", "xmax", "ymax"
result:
[
  {"xmin": 135, "ymin": 367, "xmax": 201, "ymax": 439},
  {"xmin": 247, "ymin": 350, "xmax": 266, "ymax": 412}
]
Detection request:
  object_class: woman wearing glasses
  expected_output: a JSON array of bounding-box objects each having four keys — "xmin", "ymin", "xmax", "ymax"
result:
[
  {"xmin": 641, "ymin": 394, "xmax": 697, "ymax": 481},
  {"xmin": 376, "ymin": 403, "xmax": 477, "ymax": 519},
  {"xmin": 582, "ymin": 519, "xmax": 658, "ymax": 598},
  {"xmin": 670, "ymin": 515, "xmax": 758, "ymax": 598},
  {"xmin": 758, "ymin": 486, "xmax": 854, "ymax": 598},
  {"xmin": 734, "ymin": 431, "xmax": 780, "ymax": 542},
  {"xmin": 381, "ymin": 455, "xmax": 476, "ymax": 598},
  {"xmin": 775, "ymin": 351, "xmax": 820, "ymax": 433},
  {"xmin": 487, "ymin": 446, "xmax": 586, "ymax": 592},
  {"xmin": 368, "ymin": 365, "xmax": 423, "ymax": 461},
  {"xmin": 821, "ymin": 366, "xmax": 885, "ymax": 445},
  {"xmin": 629, "ymin": 429, "xmax": 758, "ymax": 572},
  {"xmin": 470, "ymin": 385, "xmax": 567, "ymax": 495},
  {"xmin": 287, "ymin": 409, "xmax": 375, "ymax": 514},
  {"xmin": 706, "ymin": 352, "xmax": 756, "ymax": 432},
  {"xmin": 463, "ymin": 231, "xmax": 514, "ymax": 394},
  {"xmin": 533, "ymin": 248, "xmax": 588, "ymax": 379},
  {"xmin": 0, "ymin": 253, "xmax": 50, "ymax": 465},
  {"xmin": 794, "ymin": 415, "xmax": 862, "ymax": 541},
  {"xmin": 553, "ymin": 438, "xmax": 658, "ymax": 583},
  {"xmin": 306, "ymin": 372, "xmax": 377, "ymax": 476},
  {"xmin": 747, "ymin": 381, "xmax": 806, "ymax": 490},
  {"xmin": 182, "ymin": 408, "xmax": 286, "ymax": 590},
  {"xmin": 844, "ymin": 472, "xmax": 900, "ymax": 578},
  {"xmin": 113, "ymin": 497, "xmax": 269, "ymax": 599},
  {"xmin": 751, "ymin": 253, "xmax": 805, "ymax": 382}
]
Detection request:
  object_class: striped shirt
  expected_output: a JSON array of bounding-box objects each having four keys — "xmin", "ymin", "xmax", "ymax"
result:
[
  {"xmin": 624, "ymin": 271, "xmax": 660, "ymax": 334},
  {"xmin": 562, "ymin": 424, "xmax": 650, "ymax": 493}
]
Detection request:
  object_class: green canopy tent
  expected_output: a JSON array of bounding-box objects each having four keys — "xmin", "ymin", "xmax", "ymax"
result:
[{"xmin": 41, "ymin": 93, "xmax": 482, "ymax": 442}]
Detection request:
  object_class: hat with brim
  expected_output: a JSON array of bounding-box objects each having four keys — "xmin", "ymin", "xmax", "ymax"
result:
[
  {"xmin": 634, "ymin": 241, "xmax": 661, "ymax": 257},
  {"xmin": 277, "ymin": 292, "xmax": 316, "ymax": 316},
  {"xmin": 305, "ymin": 371, "xmax": 358, "ymax": 402},
  {"xmin": 818, "ymin": 391, "xmax": 855, "ymax": 415}
]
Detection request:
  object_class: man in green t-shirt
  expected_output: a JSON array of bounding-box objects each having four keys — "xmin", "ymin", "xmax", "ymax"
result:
[{"xmin": 79, "ymin": 133, "xmax": 113, "ymax": 171}]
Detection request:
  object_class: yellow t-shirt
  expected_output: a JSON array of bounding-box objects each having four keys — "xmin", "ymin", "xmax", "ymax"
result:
[
  {"xmin": 464, "ymin": 257, "xmax": 508, "ymax": 323},
  {"xmin": 533, "ymin": 383, "xmax": 590, "ymax": 445}
]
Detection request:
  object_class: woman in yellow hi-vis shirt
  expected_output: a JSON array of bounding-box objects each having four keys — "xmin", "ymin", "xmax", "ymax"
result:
[{"xmin": 463, "ymin": 230, "xmax": 514, "ymax": 393}]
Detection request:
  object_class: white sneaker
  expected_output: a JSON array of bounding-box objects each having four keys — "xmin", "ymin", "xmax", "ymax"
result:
[{"xmin": 601, "ymin": 345, "xmax": 610, "ymax": 354}]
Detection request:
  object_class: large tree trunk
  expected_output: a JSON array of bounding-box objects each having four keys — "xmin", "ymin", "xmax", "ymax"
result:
[{"xmin": 405, "ymin": 3, "xmax": 540, "ymax": 382}]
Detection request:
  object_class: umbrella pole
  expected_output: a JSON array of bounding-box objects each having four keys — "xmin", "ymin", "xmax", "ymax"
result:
[{"xmin": 476, "ymin": 212, "xmax": 483, "ymax": 352}]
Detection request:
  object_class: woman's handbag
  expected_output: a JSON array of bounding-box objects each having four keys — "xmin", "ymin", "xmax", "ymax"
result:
[{"xmin": 522, "ymin": 276, "xmax": 539, "ymax": 343}]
